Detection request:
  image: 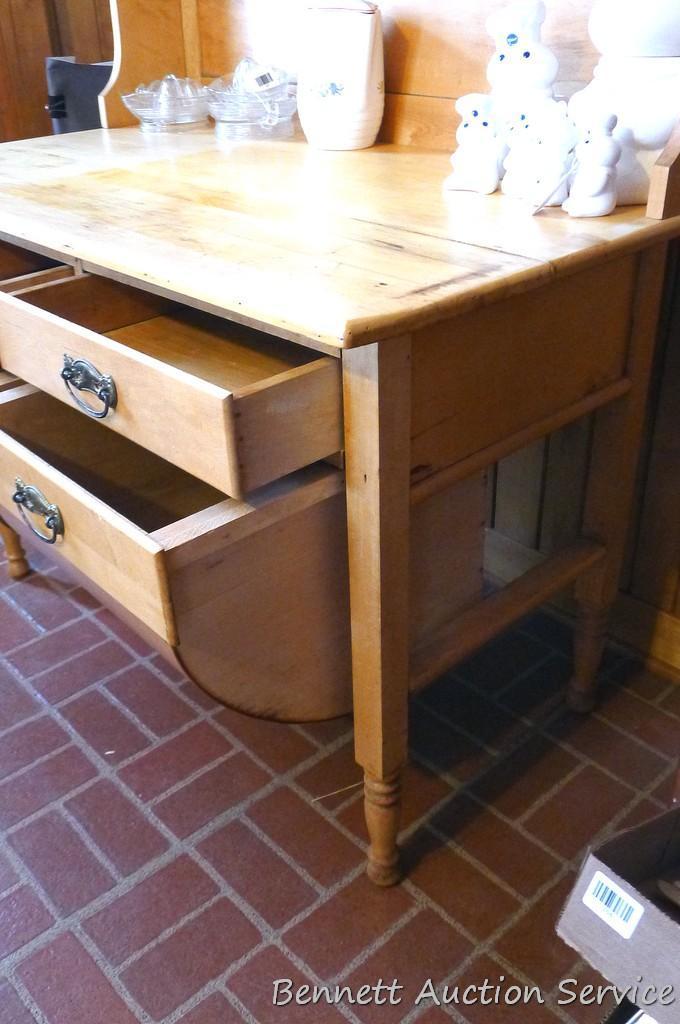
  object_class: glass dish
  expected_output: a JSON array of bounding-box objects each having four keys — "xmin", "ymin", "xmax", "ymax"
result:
[
  {"xmin": 207, "ymin": 59, "xmax": 297, "ymax": 136},
  {"xmin": 122, "ymin": 74, "xmax": 209, "ymax": 132}
]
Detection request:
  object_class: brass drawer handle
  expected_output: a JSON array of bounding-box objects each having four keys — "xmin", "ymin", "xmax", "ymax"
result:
[
  {"xmin": 12, "ymin": 478, "xmax": 64, "ymax": 544},
  {"xmin": 61, "ymin": 354, "xmax": 117, "ymax": 419}
]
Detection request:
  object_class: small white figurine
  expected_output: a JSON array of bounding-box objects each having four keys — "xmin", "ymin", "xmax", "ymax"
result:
[
  {"xmin": 562, "ymin": 109, "xmax": 621, "ymax": 218},
  {"xmin": 502, "ymin": 98, "xmax": 575, "ymax": 205},
  {"xmin": 444, "ymin": 94, "xmax": 506, "ymax": 195},
  {"xmin": 487, "ymin": 0, "xmax": 559, "ymax": 121}
]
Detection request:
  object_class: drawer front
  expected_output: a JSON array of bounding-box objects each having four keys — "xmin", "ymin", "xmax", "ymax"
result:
[
  {"xmin": 0, "ymin": 281, "xmax": 240, "ymax": 496},
  {"xmin": 0, "ymin": 397, "xmax": 175, "ymax": 643},
  {"xmin": 0, "ymin": 274, "xmax": 342, "ymax": 498}
]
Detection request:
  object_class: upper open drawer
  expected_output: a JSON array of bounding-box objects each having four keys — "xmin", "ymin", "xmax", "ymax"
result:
[{"xmin": 0, "ymin": 272, "xmax": 342, "ymax": 498}]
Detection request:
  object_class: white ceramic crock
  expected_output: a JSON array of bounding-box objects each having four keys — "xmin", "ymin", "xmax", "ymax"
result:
[{"xmin": 297, "ymin": 0, "xmax": 385, "ymax": 151}]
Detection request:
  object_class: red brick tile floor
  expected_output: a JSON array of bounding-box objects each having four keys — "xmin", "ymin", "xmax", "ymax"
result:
[{"xmin": 0, "ymin": 540, "xmax": 678, "ymax": 1024}]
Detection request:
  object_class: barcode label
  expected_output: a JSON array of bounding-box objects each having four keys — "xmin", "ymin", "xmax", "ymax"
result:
[
  {"xmin": 255, "ymin": 73, "xmax": 274, "ymax": 87},
  {"xmin": 582, "ymin": 870, "xmax": 644, "ymax": 939}
]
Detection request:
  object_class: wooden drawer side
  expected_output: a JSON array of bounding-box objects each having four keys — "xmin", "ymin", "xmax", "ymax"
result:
[
  {"xmin": 235, "ymin": 359, "xmax": 343, "ymax": 494},
  {"xmin": 163, "ymin": 467, "xmax": 485, "ymax": 721}
]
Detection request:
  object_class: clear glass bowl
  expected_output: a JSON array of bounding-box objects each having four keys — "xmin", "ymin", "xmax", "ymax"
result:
[
  {"xmin": 207, "ymin": 59, "xmax": 297, "ymax": 133},
  {"xmin": 122, "ymin": 74, "xmax": 209, "ymax": 132}
]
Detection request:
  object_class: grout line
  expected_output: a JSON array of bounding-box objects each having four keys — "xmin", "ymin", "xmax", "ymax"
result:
[
  {"xmin": 1, "ymin": 571, "xmax": 679, "ymax": 1024},
  {"xmin": 60, "ymin": 806, "xmax": 123, "ymax": 885},
  {"xmin": 0, "ymin": 740, "xmax": 72, "ymax": 786},
  {"xmin": 145, "ymin": 747, "xmax": 241, "ymax": 806},
  {"xmin": 7, "ymin": 971, "xmax": 51, "ymax": 1024}
]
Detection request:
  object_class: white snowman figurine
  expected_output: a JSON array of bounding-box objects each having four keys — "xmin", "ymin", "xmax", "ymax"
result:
[
  {"xmin": 569, "ymin": 0, "xmax": 680, "ymax": 204},
  {"xmin": 503, "ymin": 98, "xmax": 576, "ymax": 204},
  {"xmin": 562, "ymin": 107, "xmax": 622, "ymax": 218},
  {"xmin": 444, "ymin": 94, "xmax": 506, "ymax": 195},
  {"xmin": 486, "ymin": 0, "xmax": 559, "ymax": 126}
]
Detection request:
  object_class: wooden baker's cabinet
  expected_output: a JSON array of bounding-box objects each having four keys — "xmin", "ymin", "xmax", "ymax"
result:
[
  {"xmin": 0, "ymin": 0, "xmax": 679, "ymax": 885},
  {"xmin": 0, "ymin": 240, "xmax": 485, "ymax": 721}
]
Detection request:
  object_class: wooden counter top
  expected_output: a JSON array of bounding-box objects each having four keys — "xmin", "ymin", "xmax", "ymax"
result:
[{"xmin": 1, "ymin": 127, "xmax": 678, "ymax": 349}]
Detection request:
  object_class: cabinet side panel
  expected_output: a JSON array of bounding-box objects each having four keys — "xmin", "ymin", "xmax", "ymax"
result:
[{"xmin": 411, "ymin": 256, "xmax": 636, "ymax": 484}]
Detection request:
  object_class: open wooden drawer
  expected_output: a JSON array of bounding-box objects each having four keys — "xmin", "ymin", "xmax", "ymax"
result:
[
  {"xmin": 0, "ymin": 272, "xmax": 342, "ymax": 498},
  {"xmin": 0, "ymin": 383, "xmax": 351, "ymax": 717},
  {"xmin": 0, "ymin": 384, "xmax": 485, "ymax": 720}
]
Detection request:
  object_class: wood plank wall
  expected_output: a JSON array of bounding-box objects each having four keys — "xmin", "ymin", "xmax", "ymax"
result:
[
  {"xmin": 188, "ymin": 0, "xmax": 598, "ymax": 147},
  {"xmin": 53, "ymin": 0, "xmax": 114, "ymax": 63},
  {"xmin": 0, "ymin": 0, "xmax": 56, "ymax": 140},
  {"xmin": 380, "ymin": 0, "xmax": 597, "ymax": 147}
]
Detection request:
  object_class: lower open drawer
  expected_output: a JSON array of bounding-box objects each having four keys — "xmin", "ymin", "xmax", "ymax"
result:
[
  {"xmin": 0, "ymin": 385, "xmax": 485, "ymax": 720},
  {"xmin": 0, "ymin": 383, "xmax": 341, "ymax": 642}
]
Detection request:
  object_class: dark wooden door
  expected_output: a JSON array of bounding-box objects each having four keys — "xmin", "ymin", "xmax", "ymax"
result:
[{"xmin": 0, "ymin": 0, "xmax": 113, "ymax": 142}]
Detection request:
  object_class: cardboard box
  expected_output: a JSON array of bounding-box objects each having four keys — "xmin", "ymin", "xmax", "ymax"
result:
[
  {"xmin": 558, "ymin": 808, "xmax": 680, "ymax": 1024},
  {"xmin": 602, "ymin": 1006, "xmax": 658, "ymax": 1024}
]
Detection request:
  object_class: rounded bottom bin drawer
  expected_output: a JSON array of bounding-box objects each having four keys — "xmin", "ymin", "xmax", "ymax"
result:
[{"xmin": 0, "ymin": 386, "xmax": 484, "ymax": 721}]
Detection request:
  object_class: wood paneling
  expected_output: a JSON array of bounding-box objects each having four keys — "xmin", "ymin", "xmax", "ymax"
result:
[
  {"xmin": 199, "ymin": 0, "xmax": 250, "ymax": 77},
  {"xmin": 494, "ymin": 441, "xmax": 546, "ymax": 549},
  {"xmin": 101, "ymin": 0, "xmax": 188, "ymax": 128},
  {"xmin": 0, "ymin": 0, "xmax": 55, "ymax": 141},
  {"xmin": 379, "ymin": 0, "xmax": 596, "ymax": 99},
  {"xmin": 377, "ymin": 0, "xmax": 596, "ymax": 145},
  {"xmin": 148, "ymin": 0, "xmax": 599, "ymax": 146},
  {"xmin": 539, "ymin": 417, "xmax": 592, "ymax": 552},
  {"xmin": 382, "ymin": 94, "xmax": 456, "ymax": 150},
  {"xmin": 54, "ymin": 0, "xmax": 114, "ymax": 62}
]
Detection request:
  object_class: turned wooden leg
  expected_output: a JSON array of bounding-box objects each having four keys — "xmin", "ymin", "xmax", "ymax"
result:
[
  {"xmin": 364, "ymin": 770, "xmax": 402, "ymax": 886},
  {"xmin": 567, "ymin": 602, "xmax": 610, "ymax": 713},
  {"xmin": 343, "ymin": 337, "xmax": 411, "ymax": 887},
  {"xmin": 0, "ymin": 517, "xmax": 30, "ymax": 580},
  {"xmin": 569, "ymin": 245, "xmax": 668, "ymax": 713}
]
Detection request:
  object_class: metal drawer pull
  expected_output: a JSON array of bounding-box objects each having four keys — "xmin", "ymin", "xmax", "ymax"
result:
[
  {"xmin": 12, "ymin": 479, "xmax": 64, "ymax": 544},
  {"xmin": 61, "ymin": 354, "xmax": 117, "ymax": 419}
]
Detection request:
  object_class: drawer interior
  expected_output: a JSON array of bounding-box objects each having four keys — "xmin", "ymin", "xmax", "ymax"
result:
[
  {"xmin": 18, "ymin": 274, "xmax": 322, "ymax": 393},
  {"xmin": 0, "ymin": 240, "xmax": 59, "ymax": 280},
  {"xmin": 0, "ymin": 387, "xmax": 225, "ymax": 533},
  {"xmin": 0, "ymin": 383, "xmax": 342, "ymax": 648},
  {"xmin": 0, "ymin": 240, "xmax": 72, "ymax": 293}
]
